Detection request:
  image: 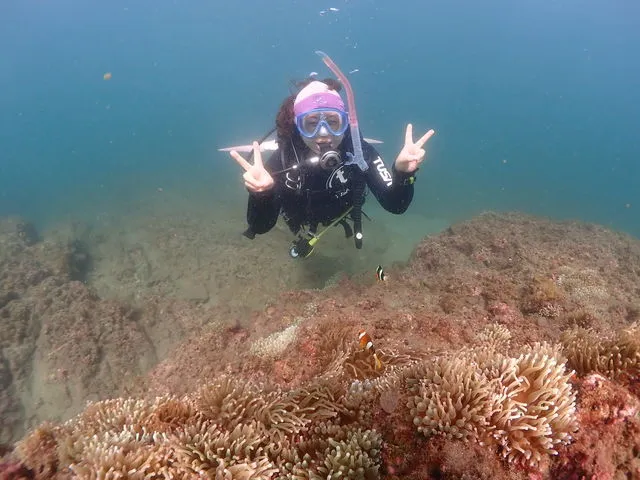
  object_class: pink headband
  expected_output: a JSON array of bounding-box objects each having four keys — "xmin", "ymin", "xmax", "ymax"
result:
[{"xmin": 293, "ymin": 81, "xmax": 345, "ymax": 116}]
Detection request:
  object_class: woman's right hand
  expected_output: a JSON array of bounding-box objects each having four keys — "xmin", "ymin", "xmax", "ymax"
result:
[{"xmin": 229, "ymin": 141, "xmax": 275, "ymax": 193}]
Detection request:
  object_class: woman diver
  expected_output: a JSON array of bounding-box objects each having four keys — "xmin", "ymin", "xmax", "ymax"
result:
[{"xmin": 229, "ymin": 52, "xmax": 435, "ymax": 258}]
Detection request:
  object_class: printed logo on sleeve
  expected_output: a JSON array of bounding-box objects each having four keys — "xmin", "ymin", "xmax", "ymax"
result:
[{"xmin": 373, "ymin": 157, "xmax": 392, "ymax": 186}]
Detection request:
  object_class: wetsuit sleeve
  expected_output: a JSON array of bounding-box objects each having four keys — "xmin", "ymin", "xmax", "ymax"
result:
[
  {"xmin": 245, "ymin": 150, "xmax": 281, "ymax": 236},
  {"xmin": 363, "ymin": 141, "xmax": 415, "ymax": 214}
]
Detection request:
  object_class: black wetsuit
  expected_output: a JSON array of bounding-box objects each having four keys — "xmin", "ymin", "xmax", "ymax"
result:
[{"xmin": 245, "ymin": 132, "xmax": 416, "ymax": 239}]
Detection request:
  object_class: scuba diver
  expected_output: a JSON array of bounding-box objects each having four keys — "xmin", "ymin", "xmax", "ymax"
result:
[{"xmin": 228, "ymin": 52, "xmax": 435, "ymax": 259}]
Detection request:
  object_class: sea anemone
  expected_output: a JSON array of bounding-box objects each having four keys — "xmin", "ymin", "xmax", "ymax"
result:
[
  {"xmin": 562, "ymin": 322, "xmax": 640, "ymax": 376},
  {"xmin": 408, "ymin": 342, "xmax": 578, "ymax": 466}
]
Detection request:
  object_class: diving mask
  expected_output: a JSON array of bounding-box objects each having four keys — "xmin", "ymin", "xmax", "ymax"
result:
[{"xmin": 295, "ymin": 108, "xmax": 349, "ymax": 139}]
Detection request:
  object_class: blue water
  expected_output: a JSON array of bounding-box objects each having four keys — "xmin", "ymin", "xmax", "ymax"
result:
[{"xmin": 1, "ymin": 0, "xmax": 639, "ymax": 236}]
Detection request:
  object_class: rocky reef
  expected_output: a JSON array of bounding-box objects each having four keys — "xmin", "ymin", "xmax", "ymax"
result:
[
  {"xmin": 0, "ymin": 217, "xmax": 224, "ymax": 445},
  {"xmin": 2, "ymin": 212, "xmax": 640, "ymax": 479}
]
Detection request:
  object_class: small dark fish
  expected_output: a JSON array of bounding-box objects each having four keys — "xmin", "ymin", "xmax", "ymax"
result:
[{"xmin": 375, "ymin": 265, "xmax": 387, "ymax": 282}]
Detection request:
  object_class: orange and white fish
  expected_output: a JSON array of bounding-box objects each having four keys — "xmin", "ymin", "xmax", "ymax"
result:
[{"xmin": 358, "ymin": 330, "xmax": 383, "ymax": 370}]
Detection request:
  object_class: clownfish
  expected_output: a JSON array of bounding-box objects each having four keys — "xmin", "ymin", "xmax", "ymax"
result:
[
  {"xmin": 358, "ymin": 330, "xmax": 383, "ymax": 370},
  {"xmin": 375, "ymin": 265, "xmax": 387, "ymax": 282}
]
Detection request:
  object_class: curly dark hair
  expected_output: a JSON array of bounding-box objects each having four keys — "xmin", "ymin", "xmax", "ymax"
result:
[{"xmin": 275, "ymin": 77, "xmax": 343, "ymax": 142}]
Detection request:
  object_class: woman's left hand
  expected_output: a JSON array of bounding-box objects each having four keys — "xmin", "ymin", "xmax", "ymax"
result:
[{"xmin": 394, "ymin": 124, "xmax": 435, "ymax": 173}]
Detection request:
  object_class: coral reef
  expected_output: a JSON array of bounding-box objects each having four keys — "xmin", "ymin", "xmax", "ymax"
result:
[
  {"xmin": 4, "ymin": 212, "xmax": 640, "ymax": 478},
  {"xmin": 0, "ymin": 459, "xmax": 34, "ymax": 480},
  {"xmin": 10, "ymin": 323, "xmax": 636, "ymax": 479},
  {"xmin": 407, "ymin": 336, "xmax": 577, "ymax": 466},
  {"xmin": 0, "ymin": 217, "xmax": 221, "ymax": 444},
  {"xmin": 561, "ymin": 322, "xmax": 640, "ymax": 377},
  {"xmin": 11, "ymin": 371, "xmax": 385, "ymax": 480}
]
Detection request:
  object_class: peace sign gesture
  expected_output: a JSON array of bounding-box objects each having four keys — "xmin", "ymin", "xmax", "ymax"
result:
[
  {"xmin": 229, "ymin": 142, "xmax": 275, "ymax": 193},
  {"xmin": 394, "ymin": 124, "xmax": 436, "ymax": 173}
]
